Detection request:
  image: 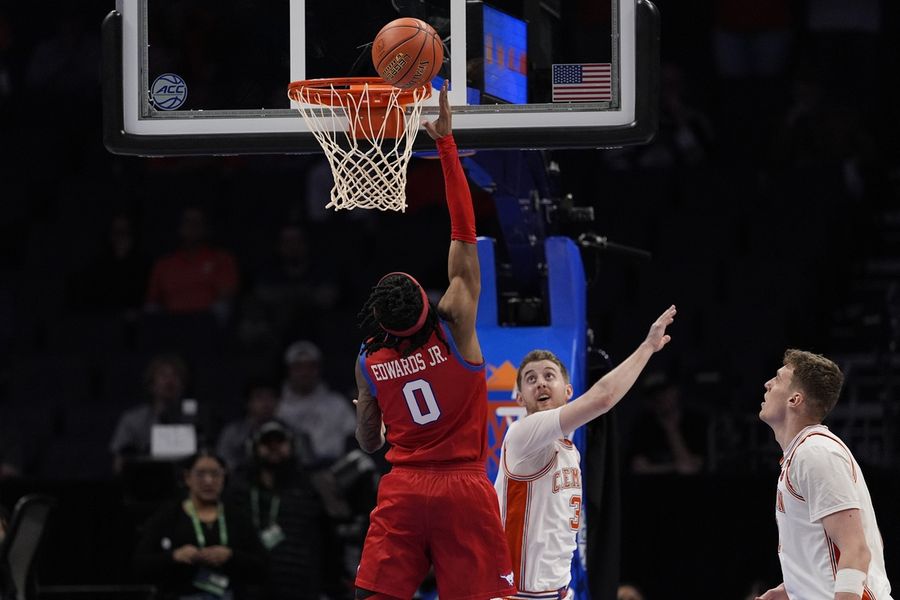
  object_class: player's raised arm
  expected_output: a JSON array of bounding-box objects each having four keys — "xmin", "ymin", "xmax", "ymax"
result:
[
  {"xmin": 424, "ymin": 81, "xmax": 482, "ymax": 364},
  {"xmin": 559, "ymin": 305, "xmax": 676, "ymax": 435}
]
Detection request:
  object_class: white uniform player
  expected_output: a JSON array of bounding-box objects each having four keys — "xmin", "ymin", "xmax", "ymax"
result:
[
  {"xmin": 776, "ymin": 425, "xmax": 892, "ymax": 600},
  {"xmin": 496, "ymin": 408, "xmax": 581, "ymax": 597},
  {"xmin": 492, "ymin": 306, "xmax": 677, "ymax": 598},
  {"xmin": 757, "ymin": 349, "xmax": 893, "ymax": 600}
]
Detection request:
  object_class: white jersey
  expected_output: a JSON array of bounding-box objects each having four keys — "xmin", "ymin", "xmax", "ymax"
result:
[
  {"xmin": 495, "ymin": 408, "xmax": 580, "ymax": 598},
  {"xmin": 776, "ymin": 425, "xmax": 893, "ymax": 600}
]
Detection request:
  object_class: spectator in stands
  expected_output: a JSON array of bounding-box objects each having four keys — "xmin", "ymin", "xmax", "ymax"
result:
[
  {"xmin": 240, "ymin": 223, "xmax": 340, "ymax": 349},
  {"xmin": 802, "ymin": 0, "xmax": 881, "ymax": 112},
  {"xmin": 145, "ymin": 206, "xmax": 240, "ymax": 323},
  {"xmin": 68, "ymin": 214, "xmax": 149, "ymax": 317},
  {"xmin": 216, "ymin": 378, "xmax": 299, "ymax": 472},
  {"xmin": 770, "ymin": 72, "xmax": 875, "ymax": 199},
  {"xmin": 711, "ymin": 0, "xmax": 792, "ymax": 81},
  {"xmin": 134, "ymin": 450, "xmax": 266, "ymax": 600},
  {"xmin": 110, "ymin": 354, "xmax": 208, "ymax": 474},
  {"xmin": 256, "ymin": 223, "xmax": 339, "ymax": 311},
  {"xmin": 24, "ymin": 8, "xmax": 99, "ymax": 97},
  {"xmin": 228, "ymin": 420, "xmax": 344, "ymax": 599},
  {"xmin": 604, "ymin": 63, "xmax": 714, "ymax": 170},
  {"xmin": 276, "ymin": 340, "xmax": 356, "ymax": 468},
  {"xmin": 22, "ymin": 7, "xmax": 100, "ymax": 170},
  {"xmin": 708, "ymin": 0, "xmax": 792, "ymax": 156},
  {"xmin": 627, "ymin": 372, "xmax": 706, "ymax": 475}
]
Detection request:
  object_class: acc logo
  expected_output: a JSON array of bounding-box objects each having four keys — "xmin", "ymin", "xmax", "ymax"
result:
[{"xmin": 150, "ymin": 73, "xmax": 188, "ymax": 110}]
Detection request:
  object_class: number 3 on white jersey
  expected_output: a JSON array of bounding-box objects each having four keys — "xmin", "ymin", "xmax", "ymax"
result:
[{"xmin": 402, "ymin": 379, "xmax": 441, "ymax": 425}]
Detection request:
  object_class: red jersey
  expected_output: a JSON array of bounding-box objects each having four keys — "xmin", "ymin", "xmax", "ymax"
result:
[
  {"xmin": 359, "ymin": 321, "xmax": 488, "ymax": 466},
  {"xmin": 146, "ymin": 246, "xmax": 239, "ymax": 313}
]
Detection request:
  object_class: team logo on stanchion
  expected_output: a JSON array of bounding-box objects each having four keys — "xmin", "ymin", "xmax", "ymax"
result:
[{"xmin": 150, "ymin": 73, "xmax": 188, "ymax": 110}]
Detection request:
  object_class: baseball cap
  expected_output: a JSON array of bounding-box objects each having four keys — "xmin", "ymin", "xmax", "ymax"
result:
[
  {"xmin": 284, "ymin": 340, "xmax": 322, "ymax": 365},
  {"xmin": 253, "ymin": 420, "xmax": 293, "ymax": 445}
]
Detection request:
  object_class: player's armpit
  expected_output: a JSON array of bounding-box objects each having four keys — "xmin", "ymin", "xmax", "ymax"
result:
[
  {"xmin": 355, "ymin": 401, "xmax": 384, "ymax": 453},
  {"xmin": 438, "ymin": 241, "xmax": 482, "ymax": 363}
]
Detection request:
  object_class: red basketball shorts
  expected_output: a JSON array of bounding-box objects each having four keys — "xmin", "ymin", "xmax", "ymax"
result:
[{"xmin": 355, "ymin": 463, "xmax": 516, "ymax": 600}]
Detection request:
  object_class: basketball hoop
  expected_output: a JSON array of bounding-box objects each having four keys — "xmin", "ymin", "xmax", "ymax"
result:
[{"xmin": 287, "ymin": 77, "xmax": 432, "ymax": 212}]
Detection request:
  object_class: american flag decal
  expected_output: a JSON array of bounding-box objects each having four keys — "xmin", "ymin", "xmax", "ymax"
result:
[{"xmin": 551, "ymin": 63, "xmax": 612, "ymax": 102}]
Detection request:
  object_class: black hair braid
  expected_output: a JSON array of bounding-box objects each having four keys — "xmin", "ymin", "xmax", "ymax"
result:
[{"xmin": 357, "ymin": 274, "xmax": 448, "ymax": 357}]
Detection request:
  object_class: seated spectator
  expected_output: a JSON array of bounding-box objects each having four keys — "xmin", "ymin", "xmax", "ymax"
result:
[
  {"xmin": 67, "ymin": 214, "xmax": 149, "ymax": 317},
  {"xmin": 627, "ymin": 372, "xmax": 707, "ymax": 475},
  {"xmin": 255, "ymin": 223, "xmax": 339, "ymax": 313},
  {"xmin": 24, "ymin": 8, "xmax": 99, "ymax": 97},
  {"xmin": 146, "ymin": 207, "xmax": 239, "ymax": 322},
  {"xmin": 770, "ymin": 73, "xmax": 874, "ymax": 198},
  {"xmin": 238, "ymin": 223, "xmax": 340, "ymax": 351},
  {"xmin": 110, "ymin": 354, "xmax": 210, "ymax": 474},
  {"xmin": 604, "ymin": 63, "xmax": 714, "ymax": 170},
  {"xmin": 712, "ymin": 0, "xmax": 792, "ymax": 80},
  {"xmin": 276, "ymin": 341, "xmax": 355, "ymax": 468},
  {"xmin": 228, "ymin": 420, "xmax": 345, "ymax": 599},
  {"xmin": 134, "ymin": 450, "xmax": 266, "ymax": 600},
  {"xmin": 216, "ymin": 379, "xmax": 307, "ymax": 472}
]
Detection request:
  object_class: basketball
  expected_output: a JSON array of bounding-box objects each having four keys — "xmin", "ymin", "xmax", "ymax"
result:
[{"xmin": 372, "ymin": 18, "xmax": 443, "ymax": 90}]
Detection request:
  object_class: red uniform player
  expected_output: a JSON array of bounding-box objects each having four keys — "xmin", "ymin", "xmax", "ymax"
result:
[{"xmin": 353, "ymin": 81, "xmax": 515, "ymax": 600}]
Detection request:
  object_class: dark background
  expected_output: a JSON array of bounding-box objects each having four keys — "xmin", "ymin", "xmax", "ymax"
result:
[{"xmin": 1, "ymin": 1, "xmax": 899, "ymax": 599}]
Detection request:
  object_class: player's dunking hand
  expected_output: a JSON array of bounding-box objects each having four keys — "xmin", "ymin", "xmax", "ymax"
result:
[
  {"xmin": 423, "ymin": 80, "xmax": 451, "ymax": 140},
  {"xmin": 644, "ymin": 305, "xmax": 677, "ymax": 352}
]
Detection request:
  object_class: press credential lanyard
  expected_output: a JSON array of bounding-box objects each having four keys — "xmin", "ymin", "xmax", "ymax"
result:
[
  {"xmin": 186, "ymin": 500, "xmax": 228, "ymax": 547},
  {"xmin": 250, "ymin": 487, "xmax": 280, "ymax": 529}
]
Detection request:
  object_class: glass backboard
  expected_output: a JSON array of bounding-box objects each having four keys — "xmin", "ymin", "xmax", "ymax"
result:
[{"xmin": 102, "ymin": 0, "xmax": 659, "ymax": 155}]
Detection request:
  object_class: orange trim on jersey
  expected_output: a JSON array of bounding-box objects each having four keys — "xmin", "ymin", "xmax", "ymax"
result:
[
  {"xmin": 784, "ymin": 462, "xmax": 806, "ymax": 502},
  {"xmin": 862, "ymin": 585, "xmax": 875, "ymax": 600},
  {"xmin": 505, "ymin": 478, "xmax": 530, "ymax": 589},
  {"xmin": 503, "ymin": 444, "xmax": 558, "ymax": 482},
  {"xmin": 825, "ymin": 530, "xmax": 839, "ymax": 577}
]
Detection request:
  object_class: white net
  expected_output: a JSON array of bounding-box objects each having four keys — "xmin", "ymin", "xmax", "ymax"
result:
[{"xmin": 289, "ymin": 81, "xmax": 430, "ymax": 212}]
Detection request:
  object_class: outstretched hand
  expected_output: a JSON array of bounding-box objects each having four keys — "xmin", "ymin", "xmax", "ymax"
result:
[
  {"xmin": 645, "ymin": 305, "xmax": 676, "ymax": 352},
  {"xmin": 423, "ymin": 80, "xmax": 451, "ymax": 140}
]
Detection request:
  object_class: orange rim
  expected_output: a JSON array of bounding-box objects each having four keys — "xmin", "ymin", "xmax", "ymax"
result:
[{"xmin": 288, "ymin": 77, "xmax": 431, "ymax": 107}]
